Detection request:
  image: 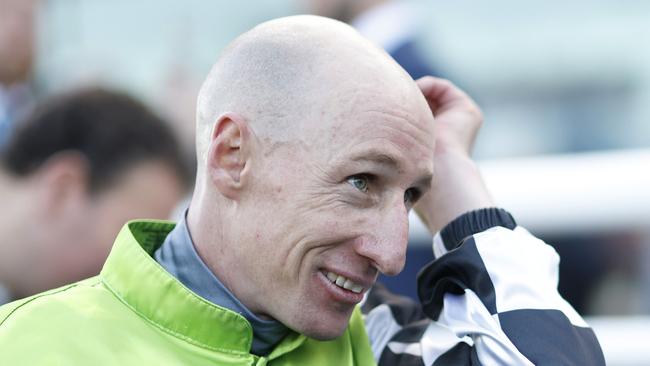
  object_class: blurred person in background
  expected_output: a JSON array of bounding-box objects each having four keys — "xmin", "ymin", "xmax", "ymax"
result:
[
  {"xmin": 0, "ymin": 88, "xmax": 189, "ymax": 304},
  {"xmin": 0, "ymin": 0, "xmax": 37, "ymax": 149}
]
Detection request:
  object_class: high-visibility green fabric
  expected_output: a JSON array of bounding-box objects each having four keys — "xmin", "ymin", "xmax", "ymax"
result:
[{"xmin": 0, "ymin": 220, "xmax": 377, "ymax": 365}]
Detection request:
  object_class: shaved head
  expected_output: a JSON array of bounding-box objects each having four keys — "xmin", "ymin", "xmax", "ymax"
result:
[
  {"xmin": 189, "ymin": 15, "xmax": 435, "ymax": 340},
  {"xmin": 195, "ymin": 15, "xmax": 418, "ymax": 166}
]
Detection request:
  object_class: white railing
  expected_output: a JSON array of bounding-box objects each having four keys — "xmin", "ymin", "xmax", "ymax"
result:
[
  {"xmin": 587, "ymin": 316, "xmax": 650, "ymax": 366},
  {"xmin": 409, "ymin": 148, "xmax": 650, "ymax": 241}
]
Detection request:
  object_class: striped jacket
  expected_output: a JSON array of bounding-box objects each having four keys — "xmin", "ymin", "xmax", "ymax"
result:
[{"xmin": 362, "ymin": 208, "xmax": 605, "ymax": 365}]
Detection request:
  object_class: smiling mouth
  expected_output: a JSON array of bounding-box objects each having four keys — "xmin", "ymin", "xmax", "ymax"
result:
[{"xmin": 324, "ymin": 271, "xmax": 364, "ymax": 293}]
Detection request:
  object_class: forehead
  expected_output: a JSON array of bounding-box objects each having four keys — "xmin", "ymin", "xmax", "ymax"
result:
[{"xmin": 312, "ymin": 88, "xmax": 435, "ymax": 173}]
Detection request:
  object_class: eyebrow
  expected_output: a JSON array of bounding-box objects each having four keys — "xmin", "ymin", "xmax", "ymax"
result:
[
  {"xmin": 351, "ymin": 153, "xmax": 401, "ymax": 170},
  {"xmin": 350, "ymin": 151, "xmax": 433, "ymax": 189}
]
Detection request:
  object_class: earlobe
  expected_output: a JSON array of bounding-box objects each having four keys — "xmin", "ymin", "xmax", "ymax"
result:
[{"xmin": 207, "ymin": 113, "xmax": 252, "ymax": 200}]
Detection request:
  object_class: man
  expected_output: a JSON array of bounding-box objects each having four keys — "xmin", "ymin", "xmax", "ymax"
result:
[
  {"xmin": 0, "ymin": 88, "xmax": 188, "ymax": 303},
  {"xmin": 0, "ymin": 16, "xmax": 604, "ymax": 365}
]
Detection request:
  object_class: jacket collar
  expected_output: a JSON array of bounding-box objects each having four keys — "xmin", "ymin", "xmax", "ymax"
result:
[{"xmin": 100, "ymin": 220, "xmax": 272, "ymax": 353}]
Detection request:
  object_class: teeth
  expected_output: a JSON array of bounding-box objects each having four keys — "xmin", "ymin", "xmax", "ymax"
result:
[
  {"xmin": 335, "ymin": 276, "xmax": 346, "ymax": 286},
  {"xmin": 350, "ymin": 284, "xmax": 363, "ymax": 293},
  {"xmin": 343, "ymin": 279, "xmax": 354, "ymax": 290},
  {"xmin": 326, "ymin": 272, "xmax": 338, "ymax": 282},
  {"xmin": 325, "ymin": 271, "xmax": 364, "ymax": 293}
]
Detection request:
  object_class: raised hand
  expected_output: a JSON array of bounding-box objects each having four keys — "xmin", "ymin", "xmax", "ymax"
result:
[{"xmin": 414, "ymin": 77, "xmax": 494, "ymax": 234}]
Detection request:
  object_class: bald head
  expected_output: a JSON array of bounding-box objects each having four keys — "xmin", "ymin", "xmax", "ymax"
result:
[
  {"xmin": 196, "ymin": 15, "xmax": 418, "ymax": 164},
  {"xmin": 189, "ymin": 15, "xmax": 436, "ymax": 340}
]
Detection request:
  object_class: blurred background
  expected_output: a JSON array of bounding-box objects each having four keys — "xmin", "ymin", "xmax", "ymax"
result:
[{"xmin": 1, "ymin": 0, "xmax": 649, "ymax": 364}]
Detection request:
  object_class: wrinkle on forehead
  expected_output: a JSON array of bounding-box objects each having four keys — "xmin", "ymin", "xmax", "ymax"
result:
[
  {"xmin": 320, "ymin": 98, "xmax": 434, "ymax": 152},
  {"xmin": 363, "ymin": 110, "xmax": 434, "ymax": 153}
]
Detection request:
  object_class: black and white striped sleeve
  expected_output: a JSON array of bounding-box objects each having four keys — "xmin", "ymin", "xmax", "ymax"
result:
[{"xmin": 362, "ymin": 208, "xmax": 605, "ymax": 366}]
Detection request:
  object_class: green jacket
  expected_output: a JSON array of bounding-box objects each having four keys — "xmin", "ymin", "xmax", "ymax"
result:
[{"xmin": 0, "ymin": 220, "xmax": 376, "ymax": 365}]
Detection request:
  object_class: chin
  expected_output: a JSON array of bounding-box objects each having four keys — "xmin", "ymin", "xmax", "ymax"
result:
[
  {"xmin": 302, "ymin": 325, "xmax": 348, "ymax": 341},
  {"xmin": 292, "ymin": 312, "xmax": 352, "ymax": 341}
]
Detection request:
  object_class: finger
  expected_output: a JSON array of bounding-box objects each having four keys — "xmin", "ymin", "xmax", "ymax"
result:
[{"xmin": 415, "ymin": 76, "xmax": 477, "ymax": 115}]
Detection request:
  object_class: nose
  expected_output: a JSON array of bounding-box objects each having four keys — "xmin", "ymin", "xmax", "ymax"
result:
[{"xmin": 354, "ymin": 198, "xmax": 409, "ymax": 276}]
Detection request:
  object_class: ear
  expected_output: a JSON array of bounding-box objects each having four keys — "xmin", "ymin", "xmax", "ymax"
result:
[
  {"xmin": 206, "ymin": 113, "xmax": 253, "ymax": 200},
  {"xmin": 35, "ymin": 151, "xmax": 90, "ymax": 218}
]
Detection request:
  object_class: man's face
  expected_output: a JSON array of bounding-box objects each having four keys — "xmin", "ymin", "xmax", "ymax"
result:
[
  {"xmin": 234, "ymin": 85, "xmax": 435, "ymax": 339},
  {"xmin": 30, "ymin": 161, "xmax": 184, "ymax": 296}
]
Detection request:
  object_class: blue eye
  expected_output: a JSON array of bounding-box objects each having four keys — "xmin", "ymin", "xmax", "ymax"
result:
[{"xmin": 347, "ymin": 175, "xmax": 369, "ymax": 192}]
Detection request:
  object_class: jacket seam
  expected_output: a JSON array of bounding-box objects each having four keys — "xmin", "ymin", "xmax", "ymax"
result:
[
  {"xmin": 0, "ymin": 281, "xmax": 88, "ymax": 327},
  {"xmin": 125, "ymin": 221, "xmax": 255, "ymax": 333},
  {"xmin": 99, "ymin": 276, "xmax": 250, "ymax": 356}
]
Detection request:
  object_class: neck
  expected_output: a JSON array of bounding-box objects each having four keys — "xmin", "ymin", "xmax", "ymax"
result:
[
  {"xmin": 186, "ymin": 189, "xmax": 237, "ymax": 300},
  {"xmin": 155, "ymin": 212, "xmax": 288, "ymax": 355},
  {"xmin": 187, "ymin": 187, "xmax": 270, "ymax": 318}
]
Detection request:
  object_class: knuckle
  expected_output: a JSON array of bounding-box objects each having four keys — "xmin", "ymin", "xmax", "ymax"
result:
[
  {"xmin": 439, "ymin": 78, "xmax": 452, "ymax": 87},
  {"xmin": 468, "ymin": 103, "xmax": 484, "ymax": 122}
]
